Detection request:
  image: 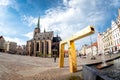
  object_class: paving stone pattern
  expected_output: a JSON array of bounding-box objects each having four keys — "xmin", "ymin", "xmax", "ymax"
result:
[{"xmin": 0, "ymin": 52, "xmax": 119, "ymax": 80}]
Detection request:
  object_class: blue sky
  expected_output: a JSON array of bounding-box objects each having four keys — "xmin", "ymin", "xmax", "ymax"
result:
[{"xmin": 0, "ymin": 0, "xmax": 120, "ymax": 49}]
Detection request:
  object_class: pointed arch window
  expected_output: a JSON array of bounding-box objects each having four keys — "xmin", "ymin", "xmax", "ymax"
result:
[
  {"xmin": 36, "ymin": 42, "xmax": 39, "ymax": 51},
  {"xmin": 46, "ymin": 42, "xmax": 49, "ymax": 54},
  {"xmin": 42, "ymin": 42, "xmax": 44, "ymax": 54}
]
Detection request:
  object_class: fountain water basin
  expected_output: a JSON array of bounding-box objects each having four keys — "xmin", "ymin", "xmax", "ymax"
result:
[
  {"xmin": 96, "ymin": 61, "xmax": 114, "ymax": 69},
  {"xmin": 83, "ymin": 57, "xmax": 120, "ymax": 80}
]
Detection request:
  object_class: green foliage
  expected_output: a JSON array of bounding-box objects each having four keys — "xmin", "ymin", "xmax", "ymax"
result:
[
  {"xmin": 37, "ymin": 52, "xmax": 43, "ymax": 57},
  {"xmin": 47, "ymin": 53, "xmax": 52, "ymax": 57}
]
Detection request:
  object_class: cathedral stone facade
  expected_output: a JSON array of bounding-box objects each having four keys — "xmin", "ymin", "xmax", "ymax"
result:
[{"xmin": 26, "ymin": 17, "xmax": 61, "ymax": 57}]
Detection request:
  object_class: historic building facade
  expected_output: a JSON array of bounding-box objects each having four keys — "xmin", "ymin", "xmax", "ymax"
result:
[
  {"xmin": 102, "ymin": 28, "xmax": 113, "ymax": 53},
  {"xmin": 97, "ymin": 9, "xmax": 120, "ymax": 54},
  {"xmin": 80, "ymin": 44, "xmax": 88, "ymax": 56},
  {"xmin": 97, "ymin": 28, "xmax": 113, "ymax": 54},
  {"xmin": 0, "ymin": 36, "xmax": 5, "ymax": 52},
  {"xmin": 26, "ymin": 17, "xmax": 61, "ymax": 57},
  {"xmin": 111, "ymin": 9, "xmax": 120, "ymax": 51},
  {"xmin": 97, "ymin": 33, "xmax": 104, "ymax": 54},
  {"xmin": 4, "ymin": 41, "xmax": 17, "ymax": 53},
  {"xmin": 86, "ymin": 42, "xmax": 98, "ymax": 56}
]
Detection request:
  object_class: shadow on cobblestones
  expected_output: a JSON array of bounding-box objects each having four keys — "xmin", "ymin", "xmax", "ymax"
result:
[
  {"xmin": 67, "ymin": 75, "xmax": 82, "ymax": 80},
  {"xmin": 25, "ymin": 68, "xmax": 83, "ymax": 80}
]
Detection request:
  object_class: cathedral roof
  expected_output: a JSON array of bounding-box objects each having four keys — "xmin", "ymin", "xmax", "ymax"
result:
[
  {"xmin": 34, "ymin": 31, "xmax": 53, "ymax": 40},
  {"xmin": 52, "ymin": 36, "xmax": 62, "ymax": 42}
]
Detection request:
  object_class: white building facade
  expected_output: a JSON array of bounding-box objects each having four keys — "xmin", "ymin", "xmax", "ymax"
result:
[
  {"xmin": 86, "ymin": 42, "xmax": 98, "ymax": 56},
  {"xmin": 111, "ymin": 20, "xmax": 120, "ymax": 51},
  {"xmin": 111, "ymin": 8, "xmax": 120, "ymax": 51},
  {"xmin": 102, "ymin": 28, "xmax": 113, "ymax": 53},
  {"xmin": 97, "ymin": 33, "xmax": 104, "ymax": 54},
  {"xmin": 80, "ymin": 44, "xmax": 88, "ymax": 56},
  {"xmin": 4, "ymin": 41, "xmax": 17, "ymax": 53},
  {"xmin": 97, "ymin": 9, "xmax": 120, "ymax": 54}
]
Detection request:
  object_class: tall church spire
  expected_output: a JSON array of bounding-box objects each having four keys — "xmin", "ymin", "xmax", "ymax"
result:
[
  {"xmin": 56, "ymin": 31, "xmax": 58, "ymax": 37},
  {"xmin": 37, "ymin": 16, "xmax": 40, "ymax": 28},
  {"xmin": 44, "ymin": 27, "xmax": 46, "ymax": 33},
  {"xmin": 33, "ymin": 16, "xmax": 40, "ymax": 38}
]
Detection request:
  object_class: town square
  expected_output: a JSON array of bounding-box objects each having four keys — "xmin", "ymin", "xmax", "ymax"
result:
[{"xmin": 1, "ymin": 0, "xmax": 120, "ymax": 80}]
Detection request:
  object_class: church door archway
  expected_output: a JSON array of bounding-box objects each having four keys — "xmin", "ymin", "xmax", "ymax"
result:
[{"xmin": 46, "ymin": 42, "xmax": 49, "ymax": 54}]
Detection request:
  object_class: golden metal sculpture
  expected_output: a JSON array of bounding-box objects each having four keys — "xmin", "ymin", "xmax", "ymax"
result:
[{"xmin": 59, "ymin": 26, "xmax": 95, "ymax": 73}]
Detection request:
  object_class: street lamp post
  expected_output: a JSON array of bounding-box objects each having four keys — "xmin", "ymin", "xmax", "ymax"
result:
[{"xmin": 90, "ymin": 36, "xmax": 96, "ymax": 60}]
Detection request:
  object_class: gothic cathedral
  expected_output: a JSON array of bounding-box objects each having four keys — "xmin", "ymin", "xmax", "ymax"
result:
[{"xmin": 26, "ymin": 17, "xmax": 61, "ymax": 57}]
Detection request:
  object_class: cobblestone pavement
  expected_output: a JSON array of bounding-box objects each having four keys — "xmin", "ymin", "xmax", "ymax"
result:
[{"xmin": 0, "ymin": 52, "xmax": 120, "ymax": 80}]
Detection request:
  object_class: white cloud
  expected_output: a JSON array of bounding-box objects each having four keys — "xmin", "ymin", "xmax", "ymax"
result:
[
  {"xmin": 0, "ymin": 0, "xmax": 11, "ymax": 6},
  {"xmin": 4, "ymin": 36, "xmax": 26, "ymax": 45},
  {"xmin": 0, "ymin": 0, "xmax": 19, "ymax": 35},
  {"xmin": 21, "ymin": 0, "xmax": 120, "ymax": 49},
  {"xmin": 0, "ymin": 23, "xmax": 26, "ymax": 46},
  {"xmin": 40, "ymin": 0, "xmax": 120, "ymax": 49},
  {"xmin": 39, "ymin": 0, "xmax": 106, "ymax": 40},
  {"xmin": 0, "ymin": 0, "xmax": 19, "ymax": 11},
  {"xmin": 22, "ymin": 15, "xmax": 38, "ymax": 27},
  {"xmin": 0, "ymin": 22, "xmax": 17, "ymax": 35},
  {"xmin": 109, "ymin": 0, "xmax": 120, "ymax": 8},
  {"xmin": 24, "ymin": 31, "xmax": 33, "ymax": 39}
]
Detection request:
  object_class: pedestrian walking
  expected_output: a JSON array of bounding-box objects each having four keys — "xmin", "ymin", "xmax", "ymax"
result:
[
  {"xmin": 109, "ymin": 51, "xmax": 112, "ymax": 58},
  {"xmin": 54, "ymin": 55, "xmax": 56, "ymax": 62},
  {"xmin": 79, "ymin": 53, "xmax": 81, "ymax": 58}
]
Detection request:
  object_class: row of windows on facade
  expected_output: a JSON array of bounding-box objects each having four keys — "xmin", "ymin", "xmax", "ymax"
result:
[
  {"xmin": 102, "ymin": 31, "xmax": 120, "ymax": 42},
  {"xmin": 102, "ymin": 22, "xmax": 120, "ymax": 40},
  {"xmin": 103, "ymin": 38, "xmax": 120, "ymax": 48},
  {"xmin": 113, "ymin": 29, "xmax": 120, "ymax": 34},
  {"xmin": 103, "ymin": 36, "xmax": 112, "ymax": 42},
  {"xmin": 102, "ymin": 31, "xmax": 111, "ymax": 39},
  {"xmin": 28, "ymin": 42, "xmax": 59, "ymax": 53},
  {"xmin": 104, "ymin": 41, "xmax": 113, "ymax": 48},
  {"xmin": 117, "ymin": 19, "xmax": 120, "ymax": 24},
  {"xmin": 116, "ymin": 16, "xmax": 120, "ymax": 22},
  {"xmin": 114, "ymin": 38, "xmax": 120, "ymax": 46},
  {"xmin": 102, "ymin": 30, "xmax": 120, "ymax": 40},
  {"xmin": 113, "ymin": 32, "xmax": 120, "ymax": 39},
  {"xmin": 29, "ymin": 42, "xmax": 50, "ymax": 54},
  {"xmin": 29, "ymin": 42, "xmax": 49, "ymax": 47},
  {"xmin": 36, "ymin": 42, "xmax": 49, "ymax": 54},
  {"xmin": 103, "ymin": 39, "xmax": 120, "ymax": 47}
]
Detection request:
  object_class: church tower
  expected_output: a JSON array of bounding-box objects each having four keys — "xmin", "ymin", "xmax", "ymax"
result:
[
  {"xmin": 118, "ymin": 9, "xmax": 120, "ymax": 17},
  {"xmin": 33, "ymin": 17, "xmax": 40, "ymax": 38}
]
